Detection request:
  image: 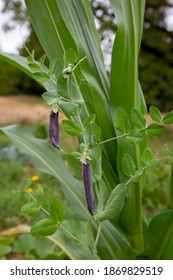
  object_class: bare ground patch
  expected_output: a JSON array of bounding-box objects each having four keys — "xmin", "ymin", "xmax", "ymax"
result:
[
  {"xmin": 0, "ymin": 95, "xmax": 64, "ymax": 125},
  {"xmin": 0, "ymin": 95, "xmax": 173, "ymax": 136}
]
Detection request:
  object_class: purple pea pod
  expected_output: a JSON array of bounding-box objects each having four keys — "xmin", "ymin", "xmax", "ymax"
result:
[
  {"xmin": 82, "ymin": 159, "xmax": 95, "ymax": 215},
  {"xmin": 49, "ymin": 110, "xmax": 60, "ymax": 148}
]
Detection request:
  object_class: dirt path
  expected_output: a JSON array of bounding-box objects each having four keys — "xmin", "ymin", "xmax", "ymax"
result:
[
  {"xmin": 0, "ymin": 95, "xmax": 173, "ymax": 136},
  {"xmin": 0, "ymin": 95, "xmax": 55, "ymax": 125}
]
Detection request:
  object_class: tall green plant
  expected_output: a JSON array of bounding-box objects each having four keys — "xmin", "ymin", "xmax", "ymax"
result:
[{"xmin": 1, "ymin": 0, "xmax": 173, "ymax": 260}]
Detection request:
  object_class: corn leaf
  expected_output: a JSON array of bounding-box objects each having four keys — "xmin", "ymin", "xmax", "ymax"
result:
[
  {"xmin": 110, "ymin": 0, "xmax": 146, "ymax": 115},
  {"xmin": 0, "ymin": 52, "xmax": 55, "ymax": 91},
  {"xmin": 109, "ymin": 0, "xmax": 147, "ymax": 252}
]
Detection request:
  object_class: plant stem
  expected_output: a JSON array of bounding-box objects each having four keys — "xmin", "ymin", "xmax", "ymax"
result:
[
  {"xmin": 93, "ymin": 223, "xmax": 102, "ymax": 254},
  {"xmin": 59, "ymin": 224, "xmax": 82, "ymax": 244}
]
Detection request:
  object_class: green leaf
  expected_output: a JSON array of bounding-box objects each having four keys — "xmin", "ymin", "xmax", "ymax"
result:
[
  {"xmin": 58, "ymin": 76, "xmax": 84, "ymax": 106},
  {"xmin": 28, "ymin": 62, "xmax": 41, "ymax": 72},
  {"xmin": 0, "ymin": 52, "xmax": 55, "ymax": 91},
  {"xmin": 13, "ymin": 234, "xmax": 56, "ymax": 259},
  {"xmin": 70, "ymin": 82, "xmax": 84, "ymax": 106},
  {"xmin": 161, "ymin": 232, "xmax": 173, "ymax": 259},
  {"xmin": 48, "ymin": 58, "xmax": 57, "ymax": 77},
  {"xmin": 114, "ymin": 107, "xmax": 131, "ymax": 134},
  {"xmin": 122, "ymin": 153, "xmax": 136, "ymax": 177},
  {"xmin": 147, "ymin": 210, "xmax": 173, "ymax": 259},
  {"xmin": 132, "ymin": 168, "xmax": 145, "ymax": 183},
  {"xmin": 21, "ymin": 202, "xmax": 40, "ymax": 216},
  {"xmin": 58, "ymin": 100, "xmax": 79, "ymax": 116},
  {"xmin": 62, "ymin": 120, "xmax": 82, "ymax": 136},
  {"xmin": 39, "ymin": 54, "xmax": 47, "ymax": 65},
  {"xmin": 64, "ymin": 48, "xmax": 77, "ymax": 66},
  {"xmin": 84, "ymin": 121, "xmax": 101, "ymax": 143},
  {"xmin": 149, "ymin": 106, "xmax": 162, "ymax": 122},
  {"xmin": 31, "ymin": 218, "xmax": 58, "ymax": 237},
  {"xmin": 32, "ymin": 71, "xmax": 50, "ymax": 83},
  {"xmin": 170, "ymin": 164, "xmax": 173, "ymax": 208},
  {"xmin": 126, "ymin": 131, "xmax": 143, "ymax": 144},
  {"xmin": 57, "ymin": 75, "xmax": 68, "ymax": 98},
  {"xmin": 48, "ymin": 195, "xmax": 65, "ymax": 223},
  {"xmin": 42, "ymin": 90, "xmax": 58, "ymax": 105},
  {"xmin": 141, "ymin": 147, "xmax": 154, "ymax": 165},
  {"xmin": 92, "ymin": 157, "xmax": 102, "ymax": 182},
  {"xmin": 83, "ymin": 114, "xmax": 96, "ymax": 128},
  {"xmin": 163, "ymin": 112, "xmax": 173, "ymax": 124},
  {"xmin": 89, "ymin": 143, "xmax": 102, "ymax": 161},
  {"xmin": 0, "ymin": 245, "xmax": 11, "ymax": 257},
  {"xmin": 97, "ymin": 180, "xmax": 110, "ymax": 213},
  {"xmin": 35, "ymin": 188, "xmax": 46, "ymax": 207},
  {"xmin": 147, "ymin": 124, "xmax": 165, "ymax": 135},
  {"xmin": 83, "ymin": 221, "xmax": 95, "ymax": 250},
  {"xmin": 110, "ymin": 0, "xmax": 146, "ymax": 117},
  {"xmin": 94, "ymin": 183, "xmax": 127, "ymax": 222},
  {"xmin": 31, "ymin": 49, "xmax": 35, "ymax": 59},
  {"xmin": 131, "ymin": 108, "xmax": 146, "ymax": 129}
]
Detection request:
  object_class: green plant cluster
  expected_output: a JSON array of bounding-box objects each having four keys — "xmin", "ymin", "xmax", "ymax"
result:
[{"xmin": 1, "ymin": 0, "xmax": 173, "ymax": 260}]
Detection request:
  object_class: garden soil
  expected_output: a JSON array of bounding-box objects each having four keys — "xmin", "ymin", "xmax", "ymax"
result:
[
  {"xmin": 0, "ymin": 95, "xmax": 65, "ymax": 125},
  {"xmin": 0, "ymin": 95, "xmax": 172, "ymax": 135}
]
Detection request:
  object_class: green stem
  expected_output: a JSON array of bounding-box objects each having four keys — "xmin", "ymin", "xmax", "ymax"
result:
[
  {"xmin": 93, "ymin": 223, "xmax": 102, "ymax": 254},
  {"xmin": 59, "ymin": 224, "xmax": 82, "ymax": 244}
]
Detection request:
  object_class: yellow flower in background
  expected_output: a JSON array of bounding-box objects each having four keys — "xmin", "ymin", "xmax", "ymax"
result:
[
  {"xmin": 26, "ymin": 187, "xmax": 33, "ymax": 193},
  {"xmin": 31, "ymin": 175, "xmax": 40, "ymax": 181}
]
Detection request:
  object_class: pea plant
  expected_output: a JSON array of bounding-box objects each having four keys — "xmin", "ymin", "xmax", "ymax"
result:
[{"xmin": 1, "ymin": 0, "xmax": 173, "ymax": 260}]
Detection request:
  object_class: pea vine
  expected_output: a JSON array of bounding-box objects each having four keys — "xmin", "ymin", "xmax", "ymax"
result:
[{"xmin": 21, "ymin": 48, "xmax": 173, "ymax": 251}]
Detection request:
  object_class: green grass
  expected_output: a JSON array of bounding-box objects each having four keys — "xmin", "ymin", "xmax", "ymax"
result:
[{"xmin": 142, "ymin": 133, "xmax": 173, "ymax": 220}]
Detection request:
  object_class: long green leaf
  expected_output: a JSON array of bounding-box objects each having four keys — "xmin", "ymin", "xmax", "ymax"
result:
[
  {"xmin": 0, "ymin": 53, "xmax": 55, "ymax": 91},
  {"xmin": 109, "ymin": 0, "xmax": 147, "ymax": 252},
  {"xmin": 143, "ymin": 210, "xmax": 173, "ymax": 259},
  {"xmin": 110, "ymin": 0, "xmax": 146, "ymax": 115}
]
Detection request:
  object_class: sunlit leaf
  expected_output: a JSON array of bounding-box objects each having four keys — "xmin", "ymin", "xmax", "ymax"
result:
[
  {"xmin": 21, "ymin": 202, "xmax": 40, "ymax": 216},
  {"xmin": 122, "ymin": 153, "xmax": 136, "ymax": 177},
  {"xmin": 64, "ymin": 48, "xmax": 77, "ymax": 67},
  {"xmin": 62, "ymin": 120, "xmax": 82, "ymax": 136},
  {"xmin": 48, "ymin": 195, "xmax": 65, "ymax": 223},
  {"xmin": 163, "ymin": 112, "xmax": 173, "ymax": 124},
  {"xmin": 131, "ymin": 108, "xmax": 146, "ymax": 129},
  {"xmin": 141, "ymin": 147, "xmax": 154, "ymax": 165},
  {"xmin": 126, "ymin": 131, "xmax": 143, "ymax": 144},
  {"xmin": 114, "ymin": 107, "xmax": 131, "ymax": 134},
  {"xmin": 94, "ymin": 183, "xmax": 127, "ymax": 222},
  {"xmin": 149, "ymin": 106, "xmax": 162, "ymax": 122},
  {"xmin": 147, "ymin": 124, "xmax": 165, "ymax": 135},
  {"xmin": 31, "ymin": 218, "xmax": 58, "ymax": 237}
]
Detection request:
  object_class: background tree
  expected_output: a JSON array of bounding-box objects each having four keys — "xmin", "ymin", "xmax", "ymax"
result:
[
  {"xmin": 0, "ymin": 0, "xmax": 43, "ymax": 96},
  {"xmin": 0, "ymin": 0, "xmax": 173, "ymax": 110}
]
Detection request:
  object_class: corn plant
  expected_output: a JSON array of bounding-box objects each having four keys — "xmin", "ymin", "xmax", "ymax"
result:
[{"xmin": 1, "ymin": 0, "xmax": 173, "ymax": 260}]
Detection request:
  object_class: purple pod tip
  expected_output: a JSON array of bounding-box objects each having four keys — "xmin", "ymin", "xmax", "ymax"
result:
[
  {"xmin": 82, "ymin": 161, "xmax": 95, "ymax": 215},
  {"xmin": 49, "ymin": 110, "xmax": 60, "ymax": 148}
]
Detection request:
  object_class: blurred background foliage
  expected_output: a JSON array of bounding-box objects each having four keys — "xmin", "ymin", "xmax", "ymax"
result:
[{"xmin": 0, "ymin": 0, "xmax": 173, "ymax": 110}]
